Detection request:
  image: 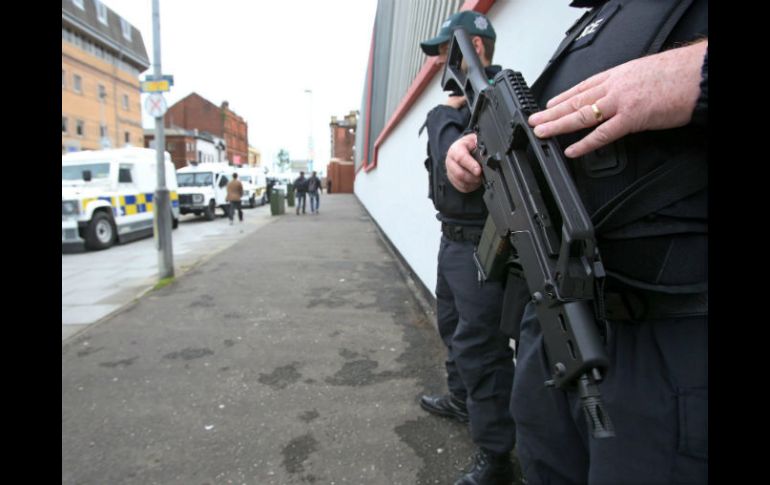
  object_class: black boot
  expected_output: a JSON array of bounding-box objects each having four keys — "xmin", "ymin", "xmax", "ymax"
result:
[
  {"xmin": 419, "ymin": 394, "xmax": 469, "ymax": 423},
  {"xmin": 454, "ymin": 449, "xmax": 514, "ymax": 485}
]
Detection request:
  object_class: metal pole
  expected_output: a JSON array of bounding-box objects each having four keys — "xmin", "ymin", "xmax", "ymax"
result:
[
  {"xmin": 152, "ymin": 0, "xmax": 174, "ymax": 279},
  {"xmin": 305, "ymin": 89, "xmax": 313, "ymax": 173}
]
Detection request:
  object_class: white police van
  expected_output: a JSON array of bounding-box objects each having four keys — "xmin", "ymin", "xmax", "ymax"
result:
[
  {"xmin": 236, "ymin": 167, "xmax": 268, "ymax": 207},
  {"xmin": 175, "ymin": 162, "xmax": 231, "ymax": 220},
  {"xmin": 61, "ymin": 147, "xmax": 180, "ymax": 250}
]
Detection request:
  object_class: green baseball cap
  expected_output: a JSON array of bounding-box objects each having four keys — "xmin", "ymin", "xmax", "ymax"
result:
[{"xmin": 420, "ymin": 10, "xmax": 496, "ymax": 56}]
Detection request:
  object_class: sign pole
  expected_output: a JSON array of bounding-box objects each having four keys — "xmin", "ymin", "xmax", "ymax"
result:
[{"xmin": 151, "ymin": 0, "xmax": 174, "ymax": 279}]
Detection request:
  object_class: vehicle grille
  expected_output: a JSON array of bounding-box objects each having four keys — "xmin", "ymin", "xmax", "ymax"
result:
[{"xmin": 179, "ymin": 194, "xmax": 194, "ymax": 205}]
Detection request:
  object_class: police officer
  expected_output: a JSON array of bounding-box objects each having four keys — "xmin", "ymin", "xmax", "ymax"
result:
[
  {"xmin": 418, "ymin": 11, "xmax": 522, "ymax": 485},
  {"xmin": 446, "ymin": 1, "xmax": 708, "ymax": 483}
]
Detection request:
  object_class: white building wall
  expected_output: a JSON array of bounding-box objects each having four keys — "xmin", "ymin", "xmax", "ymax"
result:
[
  {"xmin": 196, "ymin": 139, "xmax": 218, "ymax": 164},
  {"xmin": 355, "ymin": 1, "xmax": 583, "ymax": 297}
]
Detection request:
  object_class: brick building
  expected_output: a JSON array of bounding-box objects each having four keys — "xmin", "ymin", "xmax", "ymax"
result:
[
  {"xmin": 144, "ymin": 128, "xmax": 226, "ymax": 170},
  {"xmin": 62, "ymin": 0, "xmax": 150, "ymax": 153},
  {"xmin": 163, "ymin": 92, "xmax": 249, "ymax": 165},
  {"xmin": 326, "ymin": 159, "xmax": 355, "ymax": 194},
  {"xmin": 329, "ymin": 110, "xmax": 358, "ymax": 161}
]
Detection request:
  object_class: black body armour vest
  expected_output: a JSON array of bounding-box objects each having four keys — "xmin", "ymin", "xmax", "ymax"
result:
[
  {"xmin": 533, "ymin": 0, "xmax": 708, "ymax": 294},
  {"xmin": 422, "ymin": 65, "xmax": 504, "ymax": 226}
]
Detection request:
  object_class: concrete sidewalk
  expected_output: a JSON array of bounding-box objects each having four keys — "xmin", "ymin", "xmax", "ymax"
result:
[{"xmin": 62, "ymin": 194, "xmax": 517, "ymax": 484}]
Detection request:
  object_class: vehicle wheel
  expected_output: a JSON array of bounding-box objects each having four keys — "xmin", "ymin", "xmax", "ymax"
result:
[
  {"xmin": 204, "ymin": 200, "xmax": 216, "ymax": 221},
  {"xmin": 85, "ymin": 212, "xmax": 116, "ymax": 250},
  {"xmin": 250, "ymin": 197, "xmax": 256, "ymax": 209},
  {"xmin": 172, "ymin": 217, "xmax": 179, "ymax": 229},
  {"xmin": 262, "ymin": 193, "xmax": 268, "ymax": 205}
]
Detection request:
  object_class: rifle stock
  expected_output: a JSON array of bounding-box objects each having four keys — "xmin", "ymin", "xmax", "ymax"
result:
[{"xmin": 442, "ymin": 28, "xmax": 614, "ymax": 439}]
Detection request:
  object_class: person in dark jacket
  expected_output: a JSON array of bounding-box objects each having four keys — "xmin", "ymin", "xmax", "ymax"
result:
[
  {"xmin": 307, "ymin": 171, "xmax": 322, "ymax": 214},
  {"xmin": 418, "ymin": 11, "xmax": 523, "ymax": 485},
  {"xmin": 293, "ymin": 171, "xmax": 308, "ymax": 215},
  {"xmin": 445, "ymin": 1, "xmax": 708, "ymax": 483}
]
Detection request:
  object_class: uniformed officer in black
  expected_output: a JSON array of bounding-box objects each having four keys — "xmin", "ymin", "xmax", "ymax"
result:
[
  {"xmin": 445, "ymin": 1, "xmax": 708, "ymax": 483},
  {"xmin": 418, "ymin": 11, "xmax": 519, "ymax": 485}
]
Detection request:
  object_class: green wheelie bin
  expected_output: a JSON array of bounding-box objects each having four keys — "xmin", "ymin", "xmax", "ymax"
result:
[{"xmin": 270, "ymin": 189, "xmax": 286, "ymax": 216}]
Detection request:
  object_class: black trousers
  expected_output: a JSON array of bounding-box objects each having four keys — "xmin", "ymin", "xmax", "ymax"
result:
[
  {"xmin": 435, "ymin": 235, "xmax": 516, "ymax": 455},
  {"xmin": 227, "ymin": 201, "xmax": 242, "ymax": 221},
  {"xmin": 511, "ymin": 301, "xmax": 708, "ymax": 484}
]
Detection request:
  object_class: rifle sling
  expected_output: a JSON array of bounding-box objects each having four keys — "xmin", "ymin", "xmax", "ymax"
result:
[{"xmin": 591, "ymin": 154, "xmax": 706, "ymax": 233}]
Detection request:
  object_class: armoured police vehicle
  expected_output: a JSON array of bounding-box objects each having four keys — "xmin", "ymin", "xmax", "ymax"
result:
[
  {"xmin": 61, "ymin": 147, "xmax": 180, "ymax": 250},
  {"xmin": 236, "ymin": 167, "xmax": 268, "ymax": 207},
  {"xmin": 175, "ymin": 162, "xmax": 231, "ymax": 220}
]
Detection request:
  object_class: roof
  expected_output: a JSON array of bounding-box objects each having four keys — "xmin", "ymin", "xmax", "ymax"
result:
[
  {"xmin": 61, "ymin": 147, "xmax": 170, "ymax": 164},
  {"xmin": 144, "ymin": 128, "xmax": 220, "ymax": 143},
  {"xmin": 62, "ymin": 0, "xmax": 150, "ymax": 71}
]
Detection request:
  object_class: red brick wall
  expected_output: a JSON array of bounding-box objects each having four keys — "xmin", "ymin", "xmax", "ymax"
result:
[
  {"xmin": 332, "ymin": 125, "xmax": 355, "ymax": 161},
  {"xmin": 144, "ymin": 134, "xmax": 195, "ymax": 170},
  {"xmin": 223, "ymin": 110, "xmax": 248, "ymax": 165},
  {"xmin": 164, "ymin": 93, "xmax": 222, "ymax": 137},
  {"xmin": 327, "ymin": 161, "xmax": 354, "ymax": 193},
  {"xmin": 164, "ymin": 93, "xmax": 248, "ymax": 165}
]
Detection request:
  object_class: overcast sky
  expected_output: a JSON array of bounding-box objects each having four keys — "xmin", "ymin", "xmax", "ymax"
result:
[{"xmin": 102, "ymin": 0, "xmax": 378, "ymax": 174}]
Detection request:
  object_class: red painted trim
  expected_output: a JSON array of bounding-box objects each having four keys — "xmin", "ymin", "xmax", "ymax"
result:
[
  {"xmin": 365, "ymin": 58, "xmax": 441, "ymax": 172},
  {"xmin": 363, "ymin": 0, "xmax": 496, "ymax": 173},
  {"xmin": 460, "ymin": 0, "xmax": 495, "ymax": 14},
  {"xmin": 361, "ymin": 26, "xmax": 376, "ymax": 172}
]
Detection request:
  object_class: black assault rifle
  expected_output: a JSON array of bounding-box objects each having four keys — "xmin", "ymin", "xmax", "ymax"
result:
[{"xmin": 441, "ymin": 28, "xmax": 614, "ymax": 439}]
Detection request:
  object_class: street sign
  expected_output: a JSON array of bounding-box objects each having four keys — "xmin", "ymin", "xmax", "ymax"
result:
[
  {"xmin": 145, "ymin": 93, "xmax": 168, "ymax": 118},
  {"xmin": 141, "ymin": 80, "xmax": 170, "ymax": 93},
  {"xmin": 144, "ymin": 74, "xmax": 174, "ymax": 85}
]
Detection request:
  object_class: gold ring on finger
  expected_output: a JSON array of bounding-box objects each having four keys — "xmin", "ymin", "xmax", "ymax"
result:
[{"xmin": 591, "ymin": 103, "xmax": 604, "ymax": 122}]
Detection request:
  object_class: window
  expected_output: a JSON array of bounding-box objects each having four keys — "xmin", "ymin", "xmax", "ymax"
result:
[
  {"xmin": 62, "ymin": 163, "xmax": 110, "ymax": 181},
  {"xmin": 62, "ymin": 117, "xmax": 68, "ymax": 134},
  {"xmin": 124, "ymin": 132, "xmax": 130, "ymax": 144},
  {"xmin": 122, "ymin": 94, "xmax": 129, "ymax": 110},
  {"xmin": 120, "ymin": 18, "xmax": 132, "ymax": 41},
  {"xmin": 73, "ymin": 74, "xmax": 82, "ymax": 94},
  {"xmin": 76, "ymin": 120, "xmax": 85, "ymax": 137},
  {"xmin": 72, "ymin": 0, "xmax": 84, "ymax": 10},
  {"xmin": 95, "ymin": 1, "xmax": 108, "ymax": 25},
  {"xmin": 118, "ymin": 165, "xmax": 133, "ymax": 183},
  {"xmin": 98, "ymin": 84, "xmax": 106, "ymax": 100},
  {"xmin": 100, "ymin": 125, "xmax": 107, "ymax": 138}
]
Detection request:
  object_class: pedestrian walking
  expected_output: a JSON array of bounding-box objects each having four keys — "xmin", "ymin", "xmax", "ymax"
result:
[
  {"xmin": 307, "ymin": 171, "xmax": 322, "ymax": 214},
  {"xmin": 226, "ymin": 172, "xmax": 243, "ymax": 225},
  {"xmin": 293, "ymin": 171, "xmax": 308, "ymax": 215}
]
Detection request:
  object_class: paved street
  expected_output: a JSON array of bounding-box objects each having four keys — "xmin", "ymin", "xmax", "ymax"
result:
[
  {"xmin": 62, "ymin": 194, "xmax": 503, "ymax": 485},
  {"xmin": 62, "ymin": 202, "xmax": 274, "ymax": 341}
]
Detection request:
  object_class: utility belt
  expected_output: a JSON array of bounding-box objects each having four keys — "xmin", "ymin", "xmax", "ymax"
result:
[
  {"xmin": 601, "ymin": 288, "xmax": 708, "ymax": 321},
  {"xmin": 441, "ymin": 222, "xmax": 484, "ymax": 244}
]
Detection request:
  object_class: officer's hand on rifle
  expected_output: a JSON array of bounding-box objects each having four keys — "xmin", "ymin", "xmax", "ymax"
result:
[
  {"xmin": 528, "ymin": 40, "xmax": 707, "ymax": 159},
  {"xmin": 445, "ymin": 133, "xmax": 483, "ymax": 193}
]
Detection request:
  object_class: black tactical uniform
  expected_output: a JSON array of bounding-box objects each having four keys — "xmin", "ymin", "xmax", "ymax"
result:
[
  {"xmin": 509, "ymin": 1, "xmax": 708, "ymax": 483},
  {"xmin": 422, "ymin": 64, "xmax": 519, "ymax": 464}
]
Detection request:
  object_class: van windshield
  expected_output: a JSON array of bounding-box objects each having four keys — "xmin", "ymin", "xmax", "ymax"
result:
[
  {"xmin": 177, "ymin": 172, "xmax": 213, "ymax": 187},
  {"xmin": 62, "ymin": 163, "xmax": 111, "ymax": 181}
]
